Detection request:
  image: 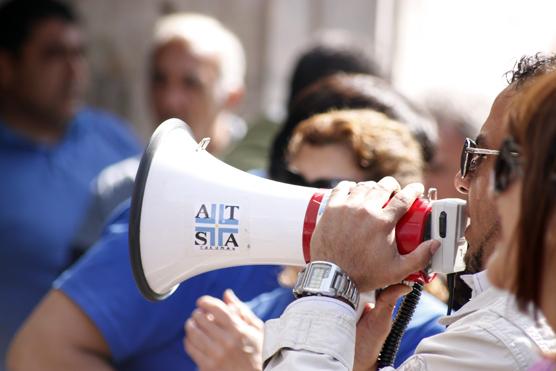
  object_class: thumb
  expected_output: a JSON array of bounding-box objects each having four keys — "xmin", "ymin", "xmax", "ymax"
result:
[
  {"xmin": 223, "ymin": 289, "xmax": 262, "ymax": 328},
  {"xmin": 375, "ymin": 284, "xmax": 412, "ymax": 312},
  {"xmin": 396, "ymin": 240, "xmax": 440, "ymax": 281},
  {"xmin": 354, "ymin": 285, "xmax": 410, "ymax": 371},
  {"xmin": 357, "ymin": 284, "xmax": 411, "ymax": 345}
]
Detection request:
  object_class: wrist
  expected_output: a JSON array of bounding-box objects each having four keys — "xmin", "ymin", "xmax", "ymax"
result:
[{"xmin": 293, "ymin": 261, "xmax": 360, "ymax": 309}]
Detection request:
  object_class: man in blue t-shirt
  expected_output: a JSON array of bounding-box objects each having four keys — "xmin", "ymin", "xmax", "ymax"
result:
[
  {"xmin": 0, "ymin": 0, "xmax": 141, "ymax": 365},
  {"xmin": 8, "ymin": 204, "xmax": 281, "ymax": 370},
  {"xmin": 6, "ymin": 11, "xmax": 274, "ymax": 371}
]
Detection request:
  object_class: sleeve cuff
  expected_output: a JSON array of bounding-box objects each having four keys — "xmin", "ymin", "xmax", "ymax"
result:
[{"xmin": 263, "ymin": 296, "xmax": 356, "ymax": 369}]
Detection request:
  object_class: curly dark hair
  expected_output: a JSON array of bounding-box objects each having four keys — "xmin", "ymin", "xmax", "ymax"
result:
[
  {"xmin": 268, "ymin": 74, "xmax": 438, "ymax": 182},
  {"xmin": 505, "ymin": 53, "xmax": 556, "ymax": 88},
  {"xmin": 287, "ymin": 109, "xmax": 424, "ymax": 186}
]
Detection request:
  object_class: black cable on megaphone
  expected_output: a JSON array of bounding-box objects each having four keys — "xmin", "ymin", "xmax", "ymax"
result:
[
  {"xmin": 375, "ymin": 210, "xmax": 432, "ymax": 368},
  {"xmin": 377, "ymin": 282, "xmax": 424, "ymax": 368}
]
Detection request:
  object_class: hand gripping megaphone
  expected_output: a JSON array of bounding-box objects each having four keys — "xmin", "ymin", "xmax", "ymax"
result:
[{"xmin": 129, "ymin": 119, "xmax": 468, "ymax": 301}]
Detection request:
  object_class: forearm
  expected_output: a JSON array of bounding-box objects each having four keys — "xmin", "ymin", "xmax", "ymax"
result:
[
  {"xmin": 7, "ymin": 338, "xmax": 115, "ymax": 371},
  {"xmin": 6, "ymin": 290, "xmax": 115, "ymax": 371},
  {"xmin": 263, "ymin": 297, "xmax": 356, "ymax": 371}
]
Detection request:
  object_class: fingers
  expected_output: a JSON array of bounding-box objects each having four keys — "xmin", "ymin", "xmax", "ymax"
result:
[
  {"xmin": 185, "ymin": 315, "xmax": 219, "ymax": 350},
  {"xmin": 383, "ymin": 183, "xmax": 424, "ymax": 221},
  {"xmin": 196, "ymin": 295, "xmax": 235, "ymax": 328},
  {"xmin": 375, "ymin": 284, "xmax": 412, "ymax": 310},
  {"xmin": 354, "ymin": 285, "xmax": 410, "ymax": 371},
  {"xmin": 357, "ymin": 285, "xmax": 410, "ymax": 339},
  {"xmin": 223, "ymin": 290, "xmax": 262, "ymax": 329},
  {"xmin": 365, "ymin": 177, "xmax": 401, "ymax": 210},
  {"xmin": 344, "ymin": 177, "xmax": 401, "ymax": 211},
  {"xmin": 347, "ymin": 181, "xmax": 376, "ymax": 205},
  {"xmin": 184, "ymin": 335, "xmax": 211, "ymax": 368},
  {"xmin": 328, "ymin": 176, "xmax": 410, "ymax": 215},
  {"xmin": 190, "ymin": 308, "xmax": 228, "ymax": 339},
  {"xmin": 327, "ymin": 181, "xmax": 355, "ymax": 207},
  {"xmin": 223, "ymin": 289, "xmax": 241, "ymax": 308},
  {"xmin": 395, "ymin": 240, "xmax": 440, "ymax": 281}
]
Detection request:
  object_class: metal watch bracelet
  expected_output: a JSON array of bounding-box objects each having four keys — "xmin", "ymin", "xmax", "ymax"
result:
[{"xmin": 293, "ymin": 261, "xmax": 360, "ymax": 309}]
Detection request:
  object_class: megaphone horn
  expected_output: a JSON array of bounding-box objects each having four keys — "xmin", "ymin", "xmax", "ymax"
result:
[{"xmin": 130, "ymin": 118, "xmax": 323, "ymax": 300}]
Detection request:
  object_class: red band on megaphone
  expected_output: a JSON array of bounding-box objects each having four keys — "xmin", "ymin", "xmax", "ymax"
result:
[{"xmin": 302, "ymin": 192, "xmax": 325, "ymax": 263}]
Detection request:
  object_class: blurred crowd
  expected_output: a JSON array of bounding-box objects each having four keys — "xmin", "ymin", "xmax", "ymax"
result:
[{"xmin": 1, "ymin": 1, "xmax": 555, "ymax": 370}]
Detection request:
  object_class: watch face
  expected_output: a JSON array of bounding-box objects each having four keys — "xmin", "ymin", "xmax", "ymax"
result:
[{"xmin": 307, "ymin": 265, "xmax": 330, "ymax": 289}]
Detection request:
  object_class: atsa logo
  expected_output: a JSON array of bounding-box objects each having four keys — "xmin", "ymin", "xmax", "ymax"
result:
[{"xmin": 194, "ymin": 203, "xmax": 240, "ymax": 250}]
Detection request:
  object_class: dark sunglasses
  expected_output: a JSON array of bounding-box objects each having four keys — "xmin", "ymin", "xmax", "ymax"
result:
[
  {"xmin": 283, "ymin": 168, "xmax": 343, "ymax": 189},
  {"xmin": 493, "ymin": 137, "xmax": 522, "ymax": 193},
  {"xmin": 460, "ymin": 138, "xmax": 500, "ymax": 178}
]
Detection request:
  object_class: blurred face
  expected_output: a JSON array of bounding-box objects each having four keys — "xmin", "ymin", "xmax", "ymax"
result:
[
  {"xmin": 426, "ymin": 124, "xmax": 466, "ymax": 199},
  {"xmin": 288, "ymin": 143, "xmax": 368, "ymax": 185},
  {"xmin": 541, "ymin": 217, "xmax": 556, "ymax": 330},
  {"xmin": 149, "ymin": 40, "xmax": 224, "ymax": 140},
  {"xmin": 487, "ymin": 178, "xmax": 521, "ymax": 289},
  {"xmin": 2, "ymin": 18, "xmax": 87, "ymax": 126},
  {"xmin": 453, "ymin": 87, "xmax": 514, "ymax": 273},
  {"xmin": 488, "ymin": 147, "xmax": 556, "ymax": 330}
]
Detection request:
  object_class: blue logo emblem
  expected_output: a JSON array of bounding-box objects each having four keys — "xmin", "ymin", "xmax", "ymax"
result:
[{"xmin": 194, "ymin": 203, "xmax": 240, "ymax": 250}]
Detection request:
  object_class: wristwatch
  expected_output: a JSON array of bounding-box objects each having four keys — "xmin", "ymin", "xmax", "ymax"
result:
[{"xmin": 293, "ymin": 261, "xmax": 359, "ymax": 309}]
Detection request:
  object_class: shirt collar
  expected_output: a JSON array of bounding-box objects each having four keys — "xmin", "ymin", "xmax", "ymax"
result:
[
  {"xmin": 438, "ymin": 270, "xmax": 493, "ymax": 326},
  {"xmin": 0, "ymin": 113, "xmax": 81, "ymax": 151},
  {"xmin": 459, "ymin": 270, "xmax": 491, "ymax": 298}
]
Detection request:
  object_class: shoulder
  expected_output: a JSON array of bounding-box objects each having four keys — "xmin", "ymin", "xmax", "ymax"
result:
[
  {"xmin": 74, "ymin": 107, "xmax": 142, "ymax": 150},
  {"xmin": 93, "ymin": 156, "xmax": 140, "ymax": 202},
  {"xmin": 76, "ymin": 107, "xmax": 130, "ymax": 127},
  {"xmin": 454, "ymin": 290, "xmax": 555, "ymax": 353},
  {"xmin": 412, "ymin": 323, "xmax": 520, "ymax": 370},
  {"xmin": 414, "ymin": 292, "xmax": 553, "ymax": 370}
]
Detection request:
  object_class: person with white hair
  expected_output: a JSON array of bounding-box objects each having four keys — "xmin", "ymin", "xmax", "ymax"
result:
[
  {"xmin": 69, "ymin": 13, "xmax": 248, "ymax": 259},
  {"xmin": 150, "ymin": 13, "xmax": 246, "ymax": 154}
]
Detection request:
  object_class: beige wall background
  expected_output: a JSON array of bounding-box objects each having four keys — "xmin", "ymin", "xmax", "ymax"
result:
[{"xmin": 70, "ymin": 0, "xmax": 392, "ymax": 139}]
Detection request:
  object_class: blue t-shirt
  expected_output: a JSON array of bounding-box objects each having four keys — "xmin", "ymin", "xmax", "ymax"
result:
[
  {"xmin": 0, "ymin": 108, "xmax": 140, "ymax": 364},
  {"xmin": 248, "ymin": 286, "xmax": 447, "ymax": 367},
  {"xmin": 56, "ymin": 205, "xmax": 281, "ymax": 371}
]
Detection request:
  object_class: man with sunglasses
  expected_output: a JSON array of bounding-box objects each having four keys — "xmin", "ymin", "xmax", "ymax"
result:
[{"xmin": 262, "ymin": 54, "xmax": 556, "ymax": 370}]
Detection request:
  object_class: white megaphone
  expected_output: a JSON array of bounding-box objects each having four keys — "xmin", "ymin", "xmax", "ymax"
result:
[{"xmin": 130, "ymin": 119, "xmax": 467, "ymax": 301}]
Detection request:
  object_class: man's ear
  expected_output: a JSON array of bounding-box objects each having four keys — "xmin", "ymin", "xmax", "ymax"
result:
[{"xmin": 223, "ymin": 86, "xmax": 245, "ymax": 111}]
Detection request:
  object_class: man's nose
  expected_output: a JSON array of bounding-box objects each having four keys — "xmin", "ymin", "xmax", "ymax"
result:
[
  {"xmin": 163, "ymin": 88, "xmax": 188, "ymax": 113},
  {"xmin": 65, "ymin": 48, "xmax": 86, "ymax": 78},
  {"xmin": 454, "ymin": 171, "xmax": 469, "ymax": 194}
]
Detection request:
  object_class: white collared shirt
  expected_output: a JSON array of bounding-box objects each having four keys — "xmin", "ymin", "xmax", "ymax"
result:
[
  {"xmin": 263, "ymin": 270, "xmax": 556, "ymax": 371},
  {"xmin": 459, "ymin": 270, "xmax": 491, "ymax": 298}
]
